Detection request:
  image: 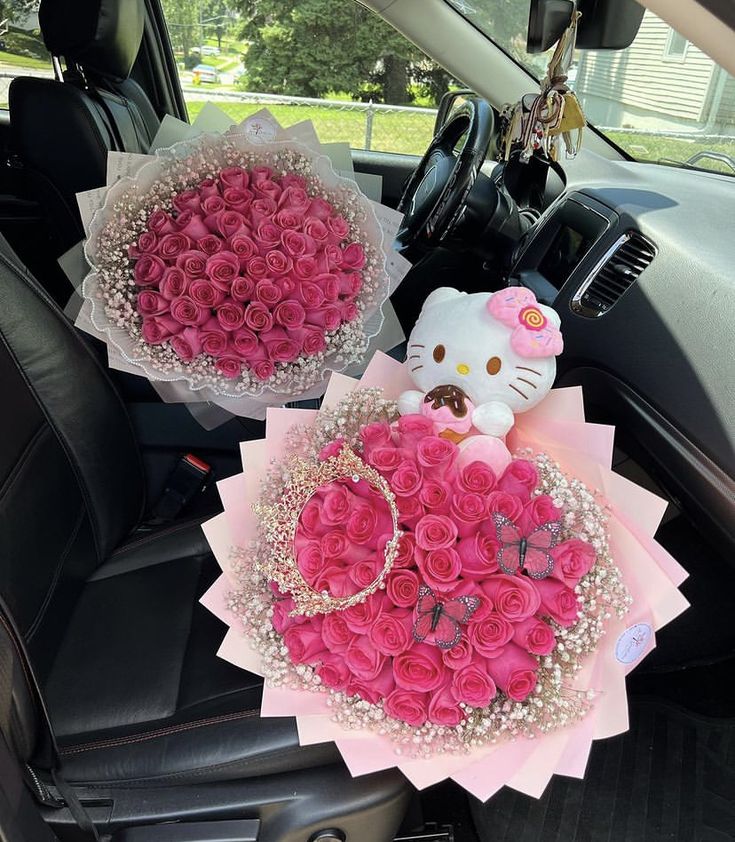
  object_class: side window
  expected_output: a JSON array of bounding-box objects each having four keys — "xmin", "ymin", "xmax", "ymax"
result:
[
  {"xmin": 0, "ymin": 2, "xmax": 54, "ymax": 108},
  {"xmin": 161, "ymin": 0, "xmax": 451, "ymax": 154}
]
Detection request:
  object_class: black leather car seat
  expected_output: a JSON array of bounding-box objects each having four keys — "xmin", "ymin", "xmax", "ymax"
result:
[
  {"xmin": 0, "ymin": 235, "xmax": 409, "ymax": 839},
  {"xmin": 9, "ymin": 0, "xmax": 160, "ymax": 256}
]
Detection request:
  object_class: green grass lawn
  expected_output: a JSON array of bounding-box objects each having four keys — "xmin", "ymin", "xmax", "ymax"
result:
[
  {"xmin": 605, "ymin": 130, "xmax": 735, "ymax": 175},
  {"xmin": 0, "ymin": 50, "xmax": 51, "ymax": 71},
  {"xmin": 186, "ymin": 99, "xmax": 435, "ymax": 155}
]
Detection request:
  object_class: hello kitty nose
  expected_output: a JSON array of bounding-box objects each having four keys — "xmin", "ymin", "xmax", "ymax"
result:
[{"xmin": 456, "ymin": 363, "xmax": 470, "ymax": 376}]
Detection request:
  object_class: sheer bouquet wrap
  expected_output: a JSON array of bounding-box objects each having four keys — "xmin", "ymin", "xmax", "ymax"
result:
[
  {"xmin": 200, "ymin": 289, "xmax": 688, "ymax": 800},
  {"xmin": 74, "ymin": 107, "xmax": 409, "ymax": 419}
]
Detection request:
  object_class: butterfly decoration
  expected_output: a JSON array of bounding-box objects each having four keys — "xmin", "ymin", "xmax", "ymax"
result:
[
  {"xmin": 413, "ymin": 586, "xmax": 481, "ymax": 650},
  {"xmin": 493, "ymin": 512, "xmax": 562, "ymax": 579}
]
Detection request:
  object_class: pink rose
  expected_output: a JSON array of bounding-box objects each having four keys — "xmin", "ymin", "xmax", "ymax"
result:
[
  {"xmin": 172, "ymin": 188, "xmax": 201, "ymax": 215},
  {"xmin": 134, "ymin": 253, "xmax": 166, "ymax": 286},
  {"xmin": 271, "ymin": 596, "xmax": 299, "ymax": 635},
  {"xmin": 132, "ymin": 230, "xmax": 157, "ymax": 256},
  {"xmin": 202, "ymin": 195, "xmax": 225, "ymax": 216},
  {"xmin": 347, "ymin": 662, "xmax": 395, "ymax": 705},
  {"xmin": 147, "ymin": 209, "xmax": 176, "ymax": 236},
  {"xmin": 159, "ymin": 267, "xmax": 188, "ymax": 300},
  {"xmin": 321, "ymin": 613, "xmax": 355, "ymax": 653},
  {"xmin": 216, "ymin": 301, "xmax": 246, "ymax": 332},
  {"xmin": 141, "ymin": 315, "xmax": 180, "ymax": 345},
  {"xmin": 396, "ymin": 414, "xmax": 434, "ymax": 445},
  {"xmin": 415, "ymin": 514, "xmax": 458, "ymax": 551},
  {"xmin": 367, "ymin": 446, "xmax": 403, "ymax": 474},
  {"xmin": 293, "ymin": 282, "xmax": 324, "ymax": 311},
  {"xmin": 518, "ymin": 495, "xmax": 562, "ymax": 533},
  {"xmin": 416, "ymin": 436, "xmax": 458, "ymax": 474},
  {"xmin": 418, "ymin": 480, "xmax": 452, "ymax": 515},
  {"xmin": 175, "ymin": 211, "xmax": 209, "ymax": 241},
  {"xmin": 451, "ymin": 664, "xmax": 497, "ymax": 707},
  {"xmin": 534, "ymin": 578, "xmax": 580, "ymax": 627},
  {"xmin": 551, "ymin": 539, "xmax": 596, "ymax": 587},
  {"xmin": 222, "ymin": 186, "xmax": 253, "ymax": 214},
  {"xmin": 296, "ymin": 541, "xmax": 326, "ymax": 582},
  {"xmin": 397, "ymin": 495, "xmax": 423, "ymax": 529},
  {"xmin": 340, "ymin": 242, "xmax": 366, "ymax": 270},
  {"xmin": 197, "ymin": 234, "xmax": 224, "ymax": 256},
  {"xmin": 384, "ymin": 689, "xmax": 428, "ymax": 727},
  {"xmin": 254, "ymin": 221, "xmax": 282, "ymax": 251},
  {"xmin": 214, "ymin": 210, "xmax": 248, "ymax": 239},
  {"xmin": 136, "ymin": 290, "xmax": 168, "ymax": 316},
  {"xmin": 418, "ymin": 547, "xmax": 462, "ymax": 592},
  {"xmin": 320, "ymin": 530, "xmax": 348, "ymax": 559},
  {"xmin": 189, "ymin": 279, "xmax": 224, "ymax": 309},
  {"xmin": 386, "ymin": 569, "xmax": 419, "ymax": 608},
  {"xmin": 483, "ymin": 574, "xmax": 541, "ymax": 622},
  {"xmin": 442, "ymin": 637, "xmax": 473, "ymax": 671},
  {"xmin": 231, "ymin": 277, "xmax": 255, "ymax": 303},
  {"xmin": 215, "ymin": 356, "xmax": 242, "ymax": 379},
  {"xmin": 176, "ymin": 250, "xmax": 207, "ymax": 279},
  {"xmin": 265, "ymin": 336, "xmax": 300, "ymax": 363},
  {"xmin": 307, "ymin": 197, "xmax": 333, "ymax": 220},
  {"xmin": 512, "ymin": 617, "xmax": 556, "ymax": 655},
  {"xmin": 280, "ymin": 173, "xmax": 306, "ymax": 191},
  {"xmin": 302, "ymin": 218, "xmax": 329, "ymax": 245},
  {"xmin": 274, "ymin": 208, "xmax": 304, "ymax": 230},
  {"xmin": 390, "ymin": 460, "xmax": 422, "ymax": 497},
  {"xmin": 340, "ymin": 301, "xmax": 359, "ymax": 323},
  {"xmin": 251, "ymin": 358, "xmax": 275, "ymax": 381},
  {"xmin": 484, "ymin": 491, "xmax": 524, "ymax": 522},
  {"xmin": 342, "ymin": 593, "xmax": 384, "ymax": 633},
  {"xmin": 459, "ymin": 461, "xmax": 497, "ymax": 495},
  {"xmin": 468, "ymin": 612, "xmax": 514, "ymax": 657},
  {"xmin": 323, "ymin": 244, "xmax": 343, "ymax": 269},
  {"xmin": 306, "ymin": 305, "xmax": 342, "ymax": 332},
  {"xmin": 456, "ymin": 533, "xmax": 499, "ymax": 580},
  {"xmin": 315, "ymin": 273, "xmax": 339, "ymax": 303},
  {"xmin": 338, "ymin": 273, "xmax": 362, "ymax": 298},
  {"xmin": 200, "ymin": 319, "xmax": 228, "ymax": 357},
  {"xmin": 250, "ymin": 197, "xmax": 277, "ymax": 223},
  {"xmin": 169, "ymin": 327, "xmax": 202, "ymax": 362},
  {"xmin": 345, "ymin": 636, "xmax": 385, "ymax": 681},
  {"xmin": 293, "ymin": 255, "xmax": 319, "ymax": 281},
  {"xmin": 394, "ymin": 643, "xmax": 447, "ymax": 692},
  {"xmin": 321, "ymin": 485, "xmax": 353, "ymax": 526},
  {"xmin": 283, "ymin": 625, "xmax": 327, "ymax": 665},
  {"xmin": 368, "ymin": 610, "xmax": 412, "ymax": 657},
  {"xmin": 170, "ymin": 296, "xmax": 208, "ymax": 327},
  {"xmin": 451, "ymin": 492, "xmax": 487, "ymax": 537},
  {"xmin": 219, "ymin": 166, "xmax": 249, "ymax": 191},
  {"xmin": 288, "ymin": 326, "xmax": 326, "ymax": 356},
  {"xmin": 273, "ymin": 299, "xmax": 306, "ymax": 330},
  {"xmin": 359, "ymin": 422, "xmax": 393, "ymax": 455},
  {"xmin": 254, "ymin": 282, "xmax": 282, "ymax": 308},
  {"xmin": 265, "ymin": 250, "xmax": 293, "ymax": 277},
  {"xmin": 245, "ymin": 256, "xmax": 269, "ymax": 282},
  {"xmin": 278, "ymin": 186, "xmax": 311, "ymax": 214},
  {"xmin": 391, "ymin": 533, "xmax": 416, "ymax": 569},
  {"xmin": 244, "ymin": 302, "xmax": 274, "ymax": 333},
  {"xmin": 205, "ymin": 252, "xmax": 240, "ymax": 292},
  {"xmin": 254, "ymin": 178, "xmax": 282, "ymax": 203},
  {"xmin": 346, "ymin": 503, "xmax": 385, "ymax": 545},
  {"xmin": 229, "ymin": 233, "xmax": 258, "ymax": 265},
  {"xmin": 316, "ymin": 653, "xmax": 350, "ymax": 691},
  {"xmin": 498, "ymin": 460, "xmax": 539, "ymax": 502},
  {"xmin": 326, "ymin": 214, "xmax": 350, "ymax": 242},
  {"xmin": 485, "ymin": 644, "xmax": 538, "ymax": 701},
  {"xmin": 427, "ymin": 684, "xmax": 465, "ymax": 726}
]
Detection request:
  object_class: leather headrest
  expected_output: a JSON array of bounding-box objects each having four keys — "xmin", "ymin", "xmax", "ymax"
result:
[{"xmin": 40, "ymin": 0, "xmax": 145, "ymax": 80}]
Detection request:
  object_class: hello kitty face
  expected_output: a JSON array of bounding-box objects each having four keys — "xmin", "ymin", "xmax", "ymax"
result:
[{"xmin": 406, "ymin": 287, "xmax": 563, "ymax": 413}]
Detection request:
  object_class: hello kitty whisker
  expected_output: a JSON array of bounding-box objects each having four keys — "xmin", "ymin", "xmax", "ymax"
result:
[
  {"xmin": 408, "ymin": 354, "xmax": 421, "ymax": 360},
  {"xmin": 516, "ymin": 365, "xmax": 542, "ymax": 376},
  {"xmin": 518, "ymin": 377, "xmax": 538, "ymax": 389},
  {"xmin": 409, "ymin": 344, "xmax": 425, "ymax": 349},
  {"xmin": 509, "ymin": 383, "xmax": 529, "ymax": 400},
  {"xmin": 411, "ymin": 365, "xmax": 424, "ymax": 372}
]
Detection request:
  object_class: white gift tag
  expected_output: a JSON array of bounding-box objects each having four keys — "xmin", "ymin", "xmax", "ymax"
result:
[{"xmin": 615, "ymin": 623, "xmax": 653, "ymax": 664}]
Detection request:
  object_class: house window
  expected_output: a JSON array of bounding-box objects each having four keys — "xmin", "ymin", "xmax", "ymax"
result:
[{"xmin": 663, "ymin": 30, "xmax": 688, "ymax": 61}]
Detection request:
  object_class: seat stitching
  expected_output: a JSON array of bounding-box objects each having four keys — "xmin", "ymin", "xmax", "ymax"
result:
[
  {"xmin": 109, "ymin": 518, "xmax": 208, "ymax": 557},
  {"xmin": 0, "ymin": 423, "xmax": 48, "ymax": 501},
  {"xmin": 58, "ymin": 709, "xmax": 260, "ymax": 755}
]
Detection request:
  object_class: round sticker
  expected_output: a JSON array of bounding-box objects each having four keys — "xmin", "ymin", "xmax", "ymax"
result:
[
  {"xmin": 243, "ymin": 116, "xmax": 278, "ymax": 144},
  {"xmin": 615, "ymin": 623, "xmax": 652, "ymax": 664}
]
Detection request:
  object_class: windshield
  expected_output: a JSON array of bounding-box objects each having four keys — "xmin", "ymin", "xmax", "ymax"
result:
[{"xmin": 445, "ymin": 0, "xmax": 735, "ymax": 175}]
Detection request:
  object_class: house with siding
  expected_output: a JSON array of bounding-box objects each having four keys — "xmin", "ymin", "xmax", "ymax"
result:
[{"xmin": 574, "ymin": 10, "xmax": 734, "ymax": 133}]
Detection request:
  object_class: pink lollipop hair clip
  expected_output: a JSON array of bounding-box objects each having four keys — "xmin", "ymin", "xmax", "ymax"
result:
[{"xmin": 487, "ymin": 288, "xmax": 564, "ymax": 358}]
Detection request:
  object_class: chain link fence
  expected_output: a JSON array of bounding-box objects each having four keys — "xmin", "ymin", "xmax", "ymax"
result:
[{"xmin": 183, "ymin": 88, "xmax": 438, "ymax": 156}]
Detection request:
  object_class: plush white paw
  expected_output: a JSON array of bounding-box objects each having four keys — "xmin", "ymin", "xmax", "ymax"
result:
[
  {"xmin": 397, "ymin": 390, "xmax": 425, "ymax": 417},
  {"xmin": 471, "ymin": 401, "xmax": 515, "ymax": 438}
]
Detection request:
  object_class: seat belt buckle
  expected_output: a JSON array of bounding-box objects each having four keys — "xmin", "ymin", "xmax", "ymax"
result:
[{"xmin": 151, "ymin": 454, "xmax": 212, "ymax": 523}]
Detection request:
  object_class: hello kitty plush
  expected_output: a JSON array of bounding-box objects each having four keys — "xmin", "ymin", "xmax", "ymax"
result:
[{"xmin": 398, "ymin": 287, "xmax": 563, "ymax": 475}]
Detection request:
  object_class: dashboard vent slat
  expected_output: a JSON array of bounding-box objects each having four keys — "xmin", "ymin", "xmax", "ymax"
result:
[{"xmin": 572, "ymin": 232, "xmax": 656, "ymax": 317}]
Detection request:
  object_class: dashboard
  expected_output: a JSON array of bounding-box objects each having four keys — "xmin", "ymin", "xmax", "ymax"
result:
[{"xmin": 509, "ymin": 156, "xmax": 735, "ymax": 548}]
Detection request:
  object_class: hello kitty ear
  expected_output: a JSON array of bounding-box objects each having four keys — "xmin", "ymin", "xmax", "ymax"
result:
[{"xmin": 420, "ymin": 287, "xmax": 466, "ymax": 313}]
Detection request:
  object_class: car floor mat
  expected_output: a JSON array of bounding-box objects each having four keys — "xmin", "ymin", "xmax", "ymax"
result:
[{"xmin": 469, "ymin": 697, "xmax": 735, "ymax": 841}]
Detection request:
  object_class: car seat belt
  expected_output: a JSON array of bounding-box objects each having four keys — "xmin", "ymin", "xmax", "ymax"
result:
[{"xmin": 0, "ymin": 596, "xmax": 100, "ymax": 841}]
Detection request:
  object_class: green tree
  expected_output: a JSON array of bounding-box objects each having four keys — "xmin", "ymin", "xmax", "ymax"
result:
[
  {"xmin": 162, "ymin": 0, "xmax": 202, "ymax": 63},
  {"xmin": 238, "ymin": 0, "xmax": 452, "ymax": 105}
]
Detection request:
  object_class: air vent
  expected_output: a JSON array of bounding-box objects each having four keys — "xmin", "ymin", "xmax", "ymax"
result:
[{"xmin": 571, "ymin": 232, "xmax": 656, "ymax": 317}]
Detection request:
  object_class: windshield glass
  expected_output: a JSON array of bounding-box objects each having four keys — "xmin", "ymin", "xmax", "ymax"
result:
[{"xmin": 445, "ymin": 0, "xmax": 735, "ymax": 175}]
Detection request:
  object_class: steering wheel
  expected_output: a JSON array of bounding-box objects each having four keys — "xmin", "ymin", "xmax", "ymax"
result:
[{"xmin": 396, "ymin": 97, "xmax": 495, "ymax": 249}]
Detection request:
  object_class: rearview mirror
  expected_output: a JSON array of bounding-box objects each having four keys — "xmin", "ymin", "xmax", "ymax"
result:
[{"xmin": 527, "ymin": 0, "xmax": 645, "ymax": 53}]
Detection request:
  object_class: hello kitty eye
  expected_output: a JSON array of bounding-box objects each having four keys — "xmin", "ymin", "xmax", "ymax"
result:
[
  {"xmin": 486, "ymin": 356, "xmax": 502, "ymax": 375},
  {"xmin": 433, "ymin": 344, "xmax": 446, "ymax": 363}
]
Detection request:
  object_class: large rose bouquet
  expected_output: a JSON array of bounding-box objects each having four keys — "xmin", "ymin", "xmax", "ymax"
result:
[
  {"xmin": 201, "ymin": 353, "xmax": 688, "ymax": 799},
  {"xmin": 77, "ymin": 109, "xmax": 407, "ymax": 418}
]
